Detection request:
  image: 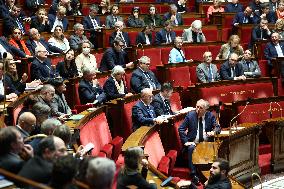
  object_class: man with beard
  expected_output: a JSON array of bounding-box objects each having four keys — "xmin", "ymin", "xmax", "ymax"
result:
[{"xmin": 204, "ymin": 158, "xmax": 232, "ymax": 189}]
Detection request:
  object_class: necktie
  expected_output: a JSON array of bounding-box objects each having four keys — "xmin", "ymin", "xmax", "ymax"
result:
[
  {"xmin": 147, "ymin": 106, "xmax": 154, "ymax": 118},
  {"xmin": 167, "ymin": 34, "xmax": 172, "ymax": 43},
  {"xmin": 208, "ymin": 65, "xmax": 213, "ymax": 82},
  {"xmin": 246, "ymin": 61, "xmax": 250, "ymax": 70},
  {"xmin": 145, "ymin": 72, "xmax": 156, "ymax": 89},
  {"xmin": 164, "ymin": 99, "xmax": 171, "ymax": 115},
  {"xmin": 16, "ymin": 18, "xmax": 25, "ymax": 34},
  {"xmin": 114, "ymin": 16, "xmax": 117, "ymax": 23},
  {"xmin": 231, "ymin": 67, "xmax": 235, "ymax": 77},
  {"xmin": 199, "ymin": 117, "xmax": 204, "ymax": 142}
]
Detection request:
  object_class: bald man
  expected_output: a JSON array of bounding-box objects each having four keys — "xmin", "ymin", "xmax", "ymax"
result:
[
  {"xmin": 220, "ymin": 53, "xmax": 246, "ymax": 80},
  {"xmin": 132, "ymin": 88, "xmax": 166, "ymax": 131},
  {"xmin": 16, "ymin": 112, "xmax": 37, "ymax": 139}
]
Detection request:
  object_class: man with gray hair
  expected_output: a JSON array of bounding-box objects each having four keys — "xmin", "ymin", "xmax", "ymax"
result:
[
  {"xmin": 132, "ymin": 88, "xmax": 166, "ymax": 131},
  {"xmin": 48, "ymin": 5, "xmax": 69, "ymax": 32},
  {"xmin": 109, "ymin": 20, "xmax": 130, "ymax": 47},
  {"xmin": 130, "ymin": 56, "xmax": 161, "ymax": 93},
  {"xmin": 69, "ymin": 23, "xmax": 94, "ymax": 51},
  {"xmin": 26, "ymin": 28, "xmax": 63, "ymax": 55},
  {"xmin": 79, "ymin": 66, "xmax": 106, "ymax": 104},
  {"xmin": 30, "ymin": 46, "xmax": 56, "ymax": 82},
  {"xmin": 35, "ymin": 84, "xmax": 56, "ymax": 114},
  {"xmin": 182, "ymin": 20, "xmax": 206, "ymax": 43},
  {"xmin": 178, "ymin": 99, "xmax": 221, "ymax": 185},
  {"xmin": 41, "ymin": 118, "xmax": 62, "ymax": 135},
  {"xmin": 86, "ymin": 157, "xmax": 116, "ymax": 189},
  {"xmin": 163, "ymin": 4, "xmax": 183, "ymax": 26},
  {"xmin": 16, "ymin": 112, "xmax": 37, "ymax": 139}
]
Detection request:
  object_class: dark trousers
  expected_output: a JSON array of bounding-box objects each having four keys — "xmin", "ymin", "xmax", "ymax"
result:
[{"xmin": 187, "ymin": 144, "xmax": 196, "ymax": 176}]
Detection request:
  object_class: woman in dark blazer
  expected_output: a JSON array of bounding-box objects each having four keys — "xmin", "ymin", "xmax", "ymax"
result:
[
  {"xmin": 56, "ymin": 49, "xmax": 78, "ymax": 80},
  {"xmin": 116, "ymin": 147, "xmax": 157, "ymax": 189},
  {"xmin": 103, "ymin": 65, "xmax": 132, "ymax": 101},
  {"xmin": 30, "ymin": 8, "xmax": 51, "ymax": 33}
]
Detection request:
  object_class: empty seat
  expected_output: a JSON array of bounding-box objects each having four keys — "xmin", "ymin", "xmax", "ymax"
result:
[
  {"xmin": 136, "ymin": 48, "xmax": 162, "ymax": 70},
  {"xmin": 184, "ymin": 46, "xmax": 209, "ymax": 61},
  {"xmin": 161, "ymin": 47, "xmax": 172, "ymax": 65},
  {"xmin": 168, "ymin": 66, "xmax": 191, "ymax": 88}
]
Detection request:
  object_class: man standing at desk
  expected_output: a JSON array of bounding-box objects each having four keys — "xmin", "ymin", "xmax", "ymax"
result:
[{"xmin": 178, "ymin": 99, "xmax": 220, "ymax": 185}]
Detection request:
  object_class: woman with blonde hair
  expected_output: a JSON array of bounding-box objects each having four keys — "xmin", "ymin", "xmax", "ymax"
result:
[
  {"xmin": 275, "ymin": 18, "xmax": 284, "ymax": 38},
  {"xmin": 207, "ymin": 0, "xmax": 224, "ymax": 20},
  {"xmin": 216, "ymin": 35, "xmax": 244, "ymax": 60},
  {"xmin": 98, "ymin": 0, "xmax": 110, "ymax": 15}
]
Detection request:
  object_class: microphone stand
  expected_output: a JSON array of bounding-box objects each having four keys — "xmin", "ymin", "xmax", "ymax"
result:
[
  {"xmin": 229, "ymin": 101, "xmax": 249, "ymax": 135},
  {"xmin": 269, "ymin": 102, "xmax": 272, "ymax": 119}
]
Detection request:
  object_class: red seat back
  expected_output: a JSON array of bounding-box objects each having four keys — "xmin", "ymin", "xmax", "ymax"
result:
[
  {"xmin": 184, "ymin": 46, "xmax": 209, "ymax": 61},
  {"xmin": 128, "ymin": 31, "xmax": 139, "ymax": 46},
  {"xmin": 203, "ymin": 28, "xmax": 219, "ymax": 41},
  {"xmin": 50, "ymin": 56, "xmax": 64, "ymax": 66},
  {"xmin": 80, "ymin": 113, "xmax": 112, "ymax": 156},
  {"xmin": 168, "ymin": 66, "xmax": 191, "ymax": 88},
  {"xmin": 199, "ymin": 82, "xmax": 275, "ymax": 106},
  {"xmin": 259, "ymin": 60, "xmax": 269, "ymax": 77},
  {"xmin": 124, "ymin": 73, "xmax": 132, "ymax": 91},
  {"xmin": 161, "ymin": 47, "xmax": 172, "ymax": 65},
  {"xmin": 13, "ymin": 104, "xmax": 23, "ymax": 125},
  {"xmin": 136, "ymin": 48, "xmax": 162, "ymax": 70},
  {"xmin": 188, "ymin": 65, "xmax": 198, "ymax": 84},
  {"xmin": 122, "ymin": 100, "xmax": 138, "ymax": 139},
  {"xmin": 170, "ymin": 92, "xmax": 182, "ymax": 112},
  {"xmin": 94, "ymin": 53, "xmax": 104, "ymax": 68},
  {"xmin": 144, "ymin": 131, "xmax": 165, "ymax": 168},
  {"xmin": 208, "ymin": 45, "xmax": 222, "ymax": 60}
]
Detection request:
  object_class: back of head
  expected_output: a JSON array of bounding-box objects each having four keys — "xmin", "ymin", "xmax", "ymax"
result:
[
  {"xmin": 0, "ymin": 127, "xmax": 17, "ymax": 155},
  {"xmin": 37, "ymin": 136, "xmax": 56, "ymax": 157},
  {"xmin": 86, "ymin": 157, "xmax": 116, "ymax": 189},
  {"xmin": 31, "ymin": 102, "xmax": 51, "ymax": 120},
  {"xmin": 124, "ymin": 146, "xmax": 144, "ymax": 170},
  {"xmin": 161, "ymin": 82, "xmax": 173, "ymax": 92},
  {"xmin": 215, "ymin": 158, "xmax": 230, "ymax": 176},
  {"xmin": 52, "ymin": 124, "xmax": 71, "ymax": 145},
  {"xmin": 41, "ymin": 118, "xmax": 61, "ymax": 135}
]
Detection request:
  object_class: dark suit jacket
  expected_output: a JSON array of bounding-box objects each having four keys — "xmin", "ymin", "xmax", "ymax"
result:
[
  {"xmin": 204, "ymin": 178, "xmax": 232, "ymax": 189},
  {"xmin": 249, "ymin": 1, "xmax": 261, "ymax": 12},
  {"xmin": 26, "ymin": 38, "xmax": 63, "ymax": 55},
  {"xmin": 163, "ymin": 12, "xmax": 183, "ymax": 25},
  {"xmin": 56, "ymin": 61, "xmax": 78, "ymax": 79},
  {"xmin": 4, "ymin": 73, "xmax": 26, "ymax": 95},
  {"xmin": 135, "ymin": 32, "xmax": 153, "ymax": 45},
  {"xmin": 143, "ymin": 14, "xmax": 163, "ymax": 27},
  {"xmin": 82, "ymin": 15, "xmax": 101, "ymax": 29},
  {"xmin": 155, "ymin": 29, "xmax": 176, "ymax": 45},
  {"xmin": 132, "ymin": 100, "xmax": 157, "ymax": 131},
  {"xmin": 103, "ymin": 77, "xmax": 127, "ymax": 101},
  {"xmin": 109, "ymin": 31, "xmax": 131, "ymax": 47},
  {"xmin": 178, "ymin": 111, "xmax": 220, "ymax": 144},
  {"xmin": 0, "ymin": 38, "xmax": 26, "ymax": 59},
  {"xmin": 18, "ymin": 156, "xmax": 53, "ymax": 184},
  {"xmin": 78, "ymin": 79, "xmax": 106, "ymax": 104},
  {"xmin": 151, "ymin": 93, "xmax": 173, "ymax": 116},
  {"xmin": 0, "ymin": 152, "xmax": 25, "ymax": 174},
  {"xmin": 232, "ymin": 12, "xmax": 257, "ymax": 25},
  {"xmin": 225, "ymin": 3, "xmax": 243, "ymax": 12},
  {"xmin": 127, "ymin": 15, "xmax": 145, "ymax": 28},
  {"xmin": 30, "ymin": 16, "xmax": 51, "ymax": 33},
  {"xmin": 220, "ymin": 61, "xmax": 244, "ymax": 80},
  {"xmin": 264, "ymin": 42, "xmax": 284, "ymax": 65},
  {"xmin": 99, "ymin": 48, "xmax": 129, "ymax": 72},
  {"xmin": 26, "ymin": 0, "xmax": 45, "ymax": 10},
  {"xmin": 48, "ymin": 14, "xmax": 68, "ymax": 32},
  {"xmin": 51, "ymin": 92, "xmax": 72, "ymax": 116},
  {"xmin": 251, "ymin": 26, "xmax": 271, "ymax": 42},
  {"xmin": 130, "ymin": 68, "xmax": 161, "ymax": 93},
  {"xmin": 30, "ymin": 58, "xmax": 56, "ymax": 82}
]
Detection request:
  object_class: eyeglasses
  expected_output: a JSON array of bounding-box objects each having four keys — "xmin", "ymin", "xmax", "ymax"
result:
[
  {"xmin": 142, "ymin": 62, "xmax": 150, "ymax": 65},
  {"xmin": 14, "ymin": 32, "xmax": 21, "ymax": 35}
]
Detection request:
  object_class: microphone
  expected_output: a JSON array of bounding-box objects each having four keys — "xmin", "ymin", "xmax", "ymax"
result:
[
  {"xmin": 229, "ymin": 99, "xmax": 250, "ymax": 133},
  {"xmin": 274, "ymin": 102, "xmax": 283, "ymax": 118},
  {"xmin": 269, "ymin": 102, "xmax": 273, "ymax": 118}
]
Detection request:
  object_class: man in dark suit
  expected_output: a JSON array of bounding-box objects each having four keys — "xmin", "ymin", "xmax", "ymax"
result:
[
  {"xmin": 155, "ymin": 21, "xmax": 176, "ymax": 45},
  {"xmin": 48, "ymin": 6, "xmax": 69, "ymax": 32},
  {"xmin": 105, "ymin": 4, "xmax": 123, "ymax": 29},
  {"xmin": 163, "ymin": 4, "xmax": 183, "ymax": 26},
  {"xmin": 240, "ymin": 49, "xmax": 261, "ymax": 78},
  {"xmin": 151, "ymin": 82, "xmax": 174, "ymax": 116},
  {"xmin": 254, "ymin": 3, "xmax": 276, "ymax": 24},
  {"xmin": 82, "ymin": 4, "xmax": 101, "ymax": 30},
  {"xmin": 31, "ymin": 46, "xmax": 56, "ymax": 82},
  {"xmin": 264, "ymin": 32, "xmax": 284, "ymax": 76},
  {"xmin": 69, "ymin": 23, "xmax": 94, "ymax": 51},
  {"xmin": 0, "ymin": 38, "xmax": 27, "ymax": 59},
  {"xmin": 16, "ymin": 112, "xmax": 37, "ymax": 139},
  {"xmin": 132, "ymin": 88, "xmax": 166, "ymax": 131},
  {"xmin": 178, "ymin": 99, "xmax": 220, "ymax": 185},
  {"xmin": 220, "ymin": 53, "xmax": 246, "ymax": 80},
  {"xmin": 0, "ymin": 127, "xmax": 34, "ymax": 174},
  {"xmin": 232, "ymin": 6, "xmax": 257, "ymax": 27},
  {"xmin": 26, "ymin": 0, "xmax": 45, "ymax": 13},
  {"xmin": 225, "ymin": 0, "xmax": 243, "ymax": 12},
  {"xmin": 18, "ymin": 136, "xmax": 56, "ymax": 184},
  {"xmin": 79, "ymin": 66, "xmax": 106, "ymax": 105},
  {"xmin": 26, "ymin": 28, "xmax": 63, "ymax": 55},
  {"xmin": 109, "ymin": 21, "xmax": 131, "ymax": 47},
  {"xmin": 130, "ymin": 56, "xmax": 161, "ymax": 93},
  {"xmin": 250, "ymin": 18, "xmax": 271, "ymax": 48},
  {"xmin": 135, "ymin": 25, "xmax": 154, "ymax": 45},
  {"xmin": 99, "ymin": 38, "xmax": 134, "ymax": 72}
]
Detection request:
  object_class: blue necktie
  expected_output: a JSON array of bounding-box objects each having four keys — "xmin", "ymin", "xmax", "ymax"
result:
[
  {"xmin": 147, "ymin": 106, "xmax": 154, "ymax": 118},
  {"xmin": 208, "ymin": 65, "xmax": 213, "ymax": 82}
]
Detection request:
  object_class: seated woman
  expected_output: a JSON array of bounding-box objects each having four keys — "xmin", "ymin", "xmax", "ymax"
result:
[
  {"xmin": 75, "ymin": 40, "xmax": 97, "ymax": 76},
  {"xmin": 103, "ymin": 65, "xmax": 132, "ymax": 101},
  {"xmin": 117, "ymin": 146, "xmax": 157, "ymax": 189},
  {"xmin": 56, "ymin": 49, "xmax": 78, "ymax": 79},
  {"xmin": 127, "ymin": 7, "xmax": 145, "ymax": 28},
  {"xmin": 98, "ymin": 0, "xmax": 110, "ymax": 15},
  {"xmin": 276, "ymin": 1, "xmax": 284, "ymax": 19},
  {"xmin": 275, "ymin": 19, "xmax": 284, "ymax": 39},
  {"xmin": 182, "ymin": 20, "xmax": 206, "ymax": 43},
  {"xmin": 207, "ymin": 0, "xmax": 224, "ymax": 20},
  {"xmin": 143, "ymin": 4, "xmax": 163, "ymax": 27},
  {"xmin": 50, "ymin": 78, "xmax": 72, "ymax": 117},
  {"xmin": 216, "ymin": 35, "xmax": 244, "ymax": 60},
  {"xmin": 136, "ymin": 25, "xmax": 154, "ymax": 45},
  {"xmin": 30, "ymin": 8, "xmax": 51, "ymax": 33},
  {"xmin": 169, "ymin": 36, "xmax": 192, "ymax": 63},
  {"xmin": 48, "ymin": 25, "xmax": 70, "ymax": 53},
  {"xmin": 8, "ymin": 28, "xmax": 32, "ymax": 58}
]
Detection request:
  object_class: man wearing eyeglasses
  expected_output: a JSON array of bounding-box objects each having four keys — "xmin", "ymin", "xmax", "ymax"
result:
[
  {"xmin": 196, "ymin": 51, "xmax": 220, "ymax": 83},
  {"xmin": 109, "ymin": 21, "xmax": 131, "ymax": 47},
  {"xmin": 220, "ymin": 53, "xmax": 246, "ymax": 80},
  {"xmin": 16, "ymin": 112, "xmax": 37, "ymax": 139},
  {"xmin": 99, "ymin": 38, "xmax": 134, "ymax": 72},
  {"xmin": 130, "ymin": 56, "xmax": 161, "ymax": 93}
]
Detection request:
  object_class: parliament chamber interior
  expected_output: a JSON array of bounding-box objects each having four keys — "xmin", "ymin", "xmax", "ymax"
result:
[{"xmin": 0, "ymin": 0, "xmax": 284, "ymax": 188}]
